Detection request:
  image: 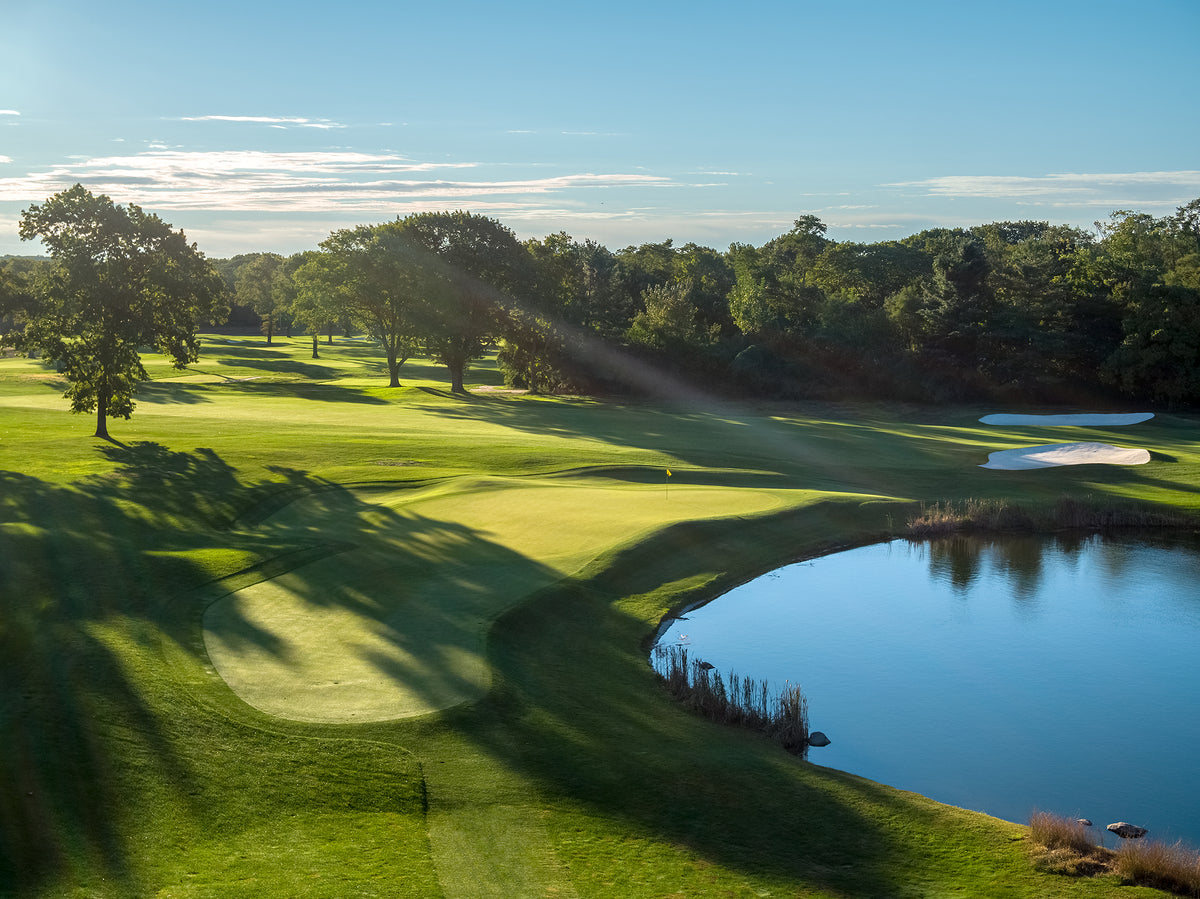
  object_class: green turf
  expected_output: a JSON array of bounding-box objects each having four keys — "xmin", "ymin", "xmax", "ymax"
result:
[
  {"xmin": 203, "ymin": 477, "xmax": 814, "ymax": 722},
  {"xmin": 1, "ymin": 332, "xmax": 1190, "ymax": 897}
]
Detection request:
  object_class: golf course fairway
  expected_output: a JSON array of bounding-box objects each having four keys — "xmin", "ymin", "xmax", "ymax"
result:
[{"xmin": 2, "ymin": 334, "xmax": 1195, "ymax": 898}]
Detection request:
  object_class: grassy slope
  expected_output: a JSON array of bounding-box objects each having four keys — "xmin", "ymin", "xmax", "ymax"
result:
[{"xmin": 2, "ymin": 334, "xmax": 1194, "ymax": 897}]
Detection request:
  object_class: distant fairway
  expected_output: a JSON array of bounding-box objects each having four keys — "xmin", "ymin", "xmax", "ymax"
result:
[{"xmin": 203, "ymin": 475, "xmax": 808, "ymax": 721}]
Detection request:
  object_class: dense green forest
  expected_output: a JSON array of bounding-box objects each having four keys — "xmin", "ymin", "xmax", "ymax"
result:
[{"xmin": 6, "ymin": 198, "xmax": 1199, "ymax": 407}]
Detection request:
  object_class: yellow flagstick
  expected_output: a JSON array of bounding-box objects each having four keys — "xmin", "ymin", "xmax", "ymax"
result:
[{"xmin": 665, "ymin": 468, "xmax": 672, "ymax": 500}]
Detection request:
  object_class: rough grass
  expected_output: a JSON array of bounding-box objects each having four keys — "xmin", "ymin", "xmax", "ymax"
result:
[{"xmin": 2, "ymin": 332, "xmax": 1197, "ymax": 897}]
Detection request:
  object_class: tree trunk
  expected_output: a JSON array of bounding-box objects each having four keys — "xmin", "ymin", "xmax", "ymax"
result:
[
  {"xmin": 95, "ymin": 386, "xmax": 110, "ymax": 440},
  {"xmin": 387, "ymin": 352, "xmax": 401, "ymax": 388},
  {"xmin": 264, "ymin": 314, "xmax": 273, "ymax": 345},
  {"xmin": 311, "ymin": 335, "xmax": 319, "ymax": 359},
  {"xmin": 450, "ymin": 361, "xmax": 465, "ymax": 393},
  {"xmin": 328, "ymin": 322, "xmax": 334, "ymax": 345}
]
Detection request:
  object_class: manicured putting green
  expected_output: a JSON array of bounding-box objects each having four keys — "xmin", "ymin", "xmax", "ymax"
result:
[{"xmin": 204, "ymin": 475, "xmax": 807, "ymax": 722}]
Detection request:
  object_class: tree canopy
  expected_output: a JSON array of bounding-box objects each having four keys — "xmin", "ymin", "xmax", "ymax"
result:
[
  {"xmin": 16, "ymin": 185, "xmax": 226, "ymax": 438},
  {"xmin": 295, "ymin": 221, "xmax": 435, "ymax": 387},
  {"xmin": 19, "ymin": 187, "xmax": 1196, "ymax": 410},
  {"xmin": 396, "ymin": 211, "xmax": 535, "ymax": 393}
]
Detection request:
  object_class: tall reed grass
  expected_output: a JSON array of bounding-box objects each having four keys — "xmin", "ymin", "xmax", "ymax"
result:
[
  {"xmin": 1028, "ymin": 811, "xmax": 1099, "ymax": 856},
  {"xmin": 652, "ymin": 644, "xmax": 810, "ymax": 754}
]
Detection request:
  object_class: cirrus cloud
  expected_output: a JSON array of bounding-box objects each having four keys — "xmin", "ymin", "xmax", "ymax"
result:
[
  {"xmin": 887, "ymin": 171, "xmax": 1200, "ymax": 206},
  {"xmin": 0, "ymin": 149, "xmax": 673, "ymax": 213},
  {"xmin": 181, "ymin": 114, "xmax": 347, "ymax": 130}
]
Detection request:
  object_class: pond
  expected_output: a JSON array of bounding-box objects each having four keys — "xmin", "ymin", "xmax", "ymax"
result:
[{"xmin": 653, "ymin": 532, "xmax": 1200, "ymax": 846}]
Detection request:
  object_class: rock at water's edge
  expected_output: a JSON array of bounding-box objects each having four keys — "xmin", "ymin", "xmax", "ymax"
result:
[
  {"xmin": 1107, "ymin": 822, "xmax": 1148, "ymax": 839},
  {"xmin": 808, "ymin": 731, "xmax": 831, "ymax": 747}
]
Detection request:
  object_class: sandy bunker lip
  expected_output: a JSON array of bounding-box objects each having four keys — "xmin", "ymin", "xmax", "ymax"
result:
[
  {"xmin": 979, "ymin": 412, "xmax": 1154, "ymax": 426},
  {"xmin": 980, "ymin": 442, "xmax": 1152, "ymax": 470}
]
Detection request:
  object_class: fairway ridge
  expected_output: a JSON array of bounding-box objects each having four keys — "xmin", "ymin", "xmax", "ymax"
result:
[{"xmin": 203, "ymin": 472, "xmax": 799, "ymax": 721}]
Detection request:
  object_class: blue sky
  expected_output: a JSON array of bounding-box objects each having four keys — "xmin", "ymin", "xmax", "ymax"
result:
[{"xmin": 2, "ymin": 0, "xmax": 1197, "ymax": 257}]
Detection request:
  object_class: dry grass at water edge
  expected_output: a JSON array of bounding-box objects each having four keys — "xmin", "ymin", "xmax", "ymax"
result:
[
  {"xmin": 1029, "ymin": 811, "xmax": 1200, "ymax": 896},
  {"xmin": 653, "ymin": 644, "xmax": 809, "ymax": 754},
  {"xmin": 1113, "ymin": 840, "xmax": 1200, "ymax": 897},
  {"xmin": 1028, "ymin": 812, "xmax": 1113, "ymax": 876}
]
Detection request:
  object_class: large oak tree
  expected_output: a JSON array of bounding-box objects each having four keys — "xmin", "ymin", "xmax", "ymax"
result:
[
  {"xmin": 17, "ymin": 185, "xmax": 226, "ymax": 438},
  {"xmin": 397, "ymin": 211, "xmax": 535, "ymax": 393},
  {"xmin": 295, "ymin": 222, "xmax": 434, "ymax": 387}
]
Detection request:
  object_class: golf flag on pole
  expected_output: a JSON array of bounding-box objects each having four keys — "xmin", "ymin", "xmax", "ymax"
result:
[{"xmin": 666, "ymin": 469, "xmax": 672, "ymax": 477}]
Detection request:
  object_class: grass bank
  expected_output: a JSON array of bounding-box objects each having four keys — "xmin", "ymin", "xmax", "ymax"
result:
[{"xmin": 2, "ymin": 334, "xmax": 1195, "ymax": 897}]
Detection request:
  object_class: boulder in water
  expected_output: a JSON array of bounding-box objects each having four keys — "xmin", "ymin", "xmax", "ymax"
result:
[{"xmin": 1107, "ymin": 822, "xmax": 1148, "ymax": 839}]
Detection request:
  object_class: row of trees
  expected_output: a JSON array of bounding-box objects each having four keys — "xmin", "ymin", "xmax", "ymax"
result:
[
  {"xmin": 4, "ymin": 185, "xmax": 1200, "ymax": 437},
  {"xmin": 214, "ymin": 199, "xmax": 1200, "ymax": 406}
]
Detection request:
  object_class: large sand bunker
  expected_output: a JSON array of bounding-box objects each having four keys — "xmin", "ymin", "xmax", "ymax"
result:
[
  {"xmin": 980, "ymin": 442, "xmax": 1151, "ymax": 470},
  {"xmin": 980, "ymin": 412, "xmax": 1154, "ymax": 426}
]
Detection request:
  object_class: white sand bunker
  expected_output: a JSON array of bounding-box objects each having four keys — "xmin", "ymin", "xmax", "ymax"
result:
[
  {"xmin": 980, "ymin": 412, "xmax": 1154, "ymax": 426},
  {"xmin": 981, "ymin": 442, "xmax": 1151, "ymax": 470}
]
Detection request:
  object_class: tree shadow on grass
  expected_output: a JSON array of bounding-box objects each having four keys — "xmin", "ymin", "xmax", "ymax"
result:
[
  {"xmin": 0, "ymin": 467, "xmax": 227, "ymax": 893},
  {"xmin": 0, "ymin": 453, "xmax": 359, "ymax": 890},
  {"xmin": 453, "ymin": 501, "xmax": 982, "ymax": 897},
  {"xmin": 201, "ymin": 345, "xmax": 344, "ymax": 380},
  {"xmin": 0, "ymin": 444, "xmax": 569, "ymax": 895},
  {"xmin": 231, "ymin": 381, "xmax": 390, "ymax": 404},
  {"xmin": 133, "ymin": 381, "xmax": 214, "ymax": 405}
]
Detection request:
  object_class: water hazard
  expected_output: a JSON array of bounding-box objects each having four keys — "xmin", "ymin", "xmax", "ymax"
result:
[{"xmin": 653, "ymin": 532, "xmax": 1200, "ymax": 846}]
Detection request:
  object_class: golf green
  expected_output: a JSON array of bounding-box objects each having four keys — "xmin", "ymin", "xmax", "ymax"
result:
[{"xmin": 203, "ymin": 476, "xmax": 811, "ymax": 721}]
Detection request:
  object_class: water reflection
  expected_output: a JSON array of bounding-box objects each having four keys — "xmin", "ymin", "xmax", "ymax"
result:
[{"xmin": 654, "ymin": 531, "xmax": 1200, "ymax": 846}]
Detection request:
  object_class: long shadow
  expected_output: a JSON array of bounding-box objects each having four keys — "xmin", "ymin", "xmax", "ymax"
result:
[
  {"xmin": 458, "ymin": 502, "xmax": 961, "ymax": 896},
  {"xmin": 4, "ymin": 438, "xmax": 608, "ymax": 893},
  {"xmin": 0, "ymin": 449, "xmax": 457, "ymax": 893},
  {"xmin": 0, "ymin": 468, "xmax": 226, "ymax": 892},
  {"xmin": 217, "ymin": 356, "xmax": 344, "ymax": 379},
  {"xmin": 133, "ymin": 382, "xmax": 214, "ymax": 405},
  {"xmin": 231, "ymin": 381, "xmax": 390, "ymax": 404}
]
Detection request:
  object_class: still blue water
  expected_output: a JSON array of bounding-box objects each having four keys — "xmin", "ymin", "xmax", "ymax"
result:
[{"xmin": 654, "ymin": 534, "xmax": 1200, "ymax": 846}]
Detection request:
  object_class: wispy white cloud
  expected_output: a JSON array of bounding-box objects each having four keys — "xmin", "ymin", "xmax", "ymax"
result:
[
  {"xmin": 0, "ymin": 156, "xmax": 12, "ymax": 164},
  {"xmin": 888, "ymin": 171, "xmax": 1200, "ymax": 203},
  {"xmin": 181, "ymin": 114, "xmax": 347, "ymax": 130},
  {"xmin": 0, "ymin": 149, "xmax": 671, "ymax": 213},
  {"xmin": 0, "ymin": 110, "xmax": 19, "ymax": 116}
]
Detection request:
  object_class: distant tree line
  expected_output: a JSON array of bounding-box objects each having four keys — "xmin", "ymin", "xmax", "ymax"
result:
[
  {"xmin": 208, "ymin": 197, "xmax": 1200, "ymax": 406},
  {"xmin": 4, "ymin": 186, "xmax": 1200, "ymax": 438}
]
